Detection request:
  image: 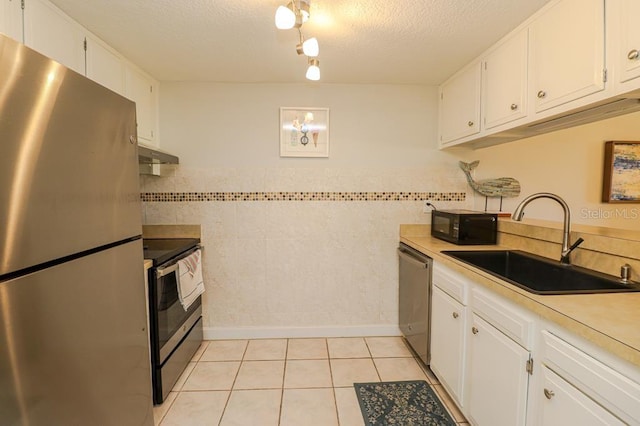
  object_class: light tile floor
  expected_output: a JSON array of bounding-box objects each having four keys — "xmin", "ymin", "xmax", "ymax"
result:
[{"xmin": 154, "ymin": 336, "xmax": 469, "ymax": 426}]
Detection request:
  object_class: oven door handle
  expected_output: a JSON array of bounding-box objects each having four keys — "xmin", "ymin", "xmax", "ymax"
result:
[
  {"xmin": 156, "ymin": 263, "xmax": 179, "ymax": 278},
  {"xmin": 155, "ymin": 245, "xmax": 203, "ymax": 278}
]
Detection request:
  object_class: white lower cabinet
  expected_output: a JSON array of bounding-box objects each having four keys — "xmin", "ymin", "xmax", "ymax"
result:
[
  {"xmin": 537, "ymin": 366, "xmax": 625, "ymax": 425},
  {"xmin": 431, "ymin": 261, "xmax": 533, "ymax": 425},
  {"xmin": 430, "ymin": 285, "xmax": 467, "ymax": 406},
  {"xmin": 430, "ymin": 260, "xmax": 640, "ymax": 426},
  {"xmin": 467, "ymin": 314, "xmax": 530, "ymax": 426},
  {"xmin": 537, "ymin": 330, "xmax": 640, "ymax": 425}
]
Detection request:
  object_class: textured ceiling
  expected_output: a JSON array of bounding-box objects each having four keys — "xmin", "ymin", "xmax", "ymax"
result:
[{"xmin": 49, "ymin": 0, "xmax": 551, "ymax": 84}]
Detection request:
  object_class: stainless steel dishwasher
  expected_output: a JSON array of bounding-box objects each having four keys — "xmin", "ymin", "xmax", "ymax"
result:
[{"xmin": 398, "ymin": 242, "xmax": 432, "ymax": 365}]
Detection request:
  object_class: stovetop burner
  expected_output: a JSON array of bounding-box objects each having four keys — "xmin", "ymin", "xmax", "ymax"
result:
[{"xmin": 143, "ymin": 238, "xmax": 200, "ymax": 266}]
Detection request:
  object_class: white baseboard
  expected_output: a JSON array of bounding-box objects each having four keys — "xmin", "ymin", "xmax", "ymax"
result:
[{"xmin": 203, "ymin": 324, "xmax": 402, "ymax": 340}]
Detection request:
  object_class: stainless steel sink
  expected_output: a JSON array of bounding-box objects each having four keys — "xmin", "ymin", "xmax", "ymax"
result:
[{"xmin": 441, "ymin": 250, "xmax": 640, "ymax": 295}]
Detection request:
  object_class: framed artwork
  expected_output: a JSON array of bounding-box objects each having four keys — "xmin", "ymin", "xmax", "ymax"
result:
[
  {"xmin": 602, "ymin": 141, "xmax": 640, "ymax": 203},
  {"xmin": 280, "ymin": 107, "xmax": 329, "ymax": 157}
]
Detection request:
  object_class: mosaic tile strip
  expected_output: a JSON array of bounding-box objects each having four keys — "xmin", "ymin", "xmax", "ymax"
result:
[{"xmin": 140, "ymin": 192, "xmax": 466, "ymax": 202}]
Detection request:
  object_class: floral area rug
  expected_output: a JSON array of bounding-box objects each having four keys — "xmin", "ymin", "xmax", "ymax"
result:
[{"xmin": 354, "ymin": 380, "xmax": 456, "ymax": 426}]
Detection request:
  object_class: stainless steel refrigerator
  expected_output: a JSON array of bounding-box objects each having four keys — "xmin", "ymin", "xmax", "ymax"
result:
[{"xmin": 0, "ymin": 35, "xmax": 153, "ymax": 425}]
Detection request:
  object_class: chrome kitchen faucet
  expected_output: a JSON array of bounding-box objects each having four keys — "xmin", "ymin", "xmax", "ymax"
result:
[{"xmin": 512, "ymin": 192, "xmax": 584, "ymax": 264}]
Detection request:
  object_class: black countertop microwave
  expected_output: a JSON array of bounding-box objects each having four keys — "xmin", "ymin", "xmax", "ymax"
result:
[{"xmin": 431, "ymin": 210, "xmax": 497, "ymax": 245}]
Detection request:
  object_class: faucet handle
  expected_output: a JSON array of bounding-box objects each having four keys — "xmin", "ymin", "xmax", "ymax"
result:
[
  {"xmin": 560, "ymin": 237, "xmax": 584, "ymax": 264},
  {"xmin": 568, "ymin": 237, "xmax": 584, "ymax": 251}
]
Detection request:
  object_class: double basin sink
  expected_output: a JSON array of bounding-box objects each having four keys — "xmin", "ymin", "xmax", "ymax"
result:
[{"xmin": 442, "ymin": 250, "xmax": 640, "ymax": 295}]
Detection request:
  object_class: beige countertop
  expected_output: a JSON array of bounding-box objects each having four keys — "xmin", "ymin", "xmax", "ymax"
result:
[{"xmin": 401, "ymin": 232, "xmax": 640, "ymax": 369}]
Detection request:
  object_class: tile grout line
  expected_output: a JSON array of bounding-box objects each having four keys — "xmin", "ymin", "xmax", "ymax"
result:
[
  {"xmin": 278, "ymin": 339, "xmax": 290, "ymax": 426},
  {"xmin": 324, "ymin": 338, "xmax": 343, "ymax": 426},
  {"xmin": 156, "ymin": 340, "xmax": 211, "ymax": 425},
  {"xmin": 362, "ymin": 337, "xmax": 382, "ymax": 383},
  {"xmin": 216, "ymin": 340, "xmax": 249, "ymax": 426}
]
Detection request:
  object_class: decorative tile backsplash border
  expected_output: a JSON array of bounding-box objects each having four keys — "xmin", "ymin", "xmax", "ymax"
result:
[{"xmin": 141, "ymin": 191, "xmax": 466, "ymax": 202}]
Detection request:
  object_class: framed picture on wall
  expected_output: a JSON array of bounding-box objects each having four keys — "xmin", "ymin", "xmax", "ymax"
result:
[
  {"xmin": 602, "ymin": 141, "xmax": 640, "ymax": 203},
  {"xmin": 280, "ymin": 107, "xmax": 330, "ymax": 157}
]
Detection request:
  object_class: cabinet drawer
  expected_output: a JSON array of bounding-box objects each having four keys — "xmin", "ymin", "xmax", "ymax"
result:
[
  {"xmin": 433, "ymin": 262, "xmax": 468, "ymax": 304},
  {"xmin": 541, "ymin": 331, "xmax": 640, "ymax": 424},
  {"xmin": 470, "ymin": 287, "xmax": 534, "ymax": 350},
  {"xmin": 538, "ymin": 365, "xmax": 625, "ymax": 425}
]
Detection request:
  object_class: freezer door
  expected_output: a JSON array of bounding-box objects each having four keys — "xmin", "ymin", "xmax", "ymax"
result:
[
  {"xmin": 0, "ymin": 34, "xmax": 141, "ymax": 276},
  {"xmin": 0, "ymin": 240, "xmax": 153, "ymax": 426}
]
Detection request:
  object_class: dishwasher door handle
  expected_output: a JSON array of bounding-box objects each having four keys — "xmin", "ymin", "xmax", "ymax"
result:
[{"xmin": 398, "ymin": 248, "xmax": 430, "ymax": 269}]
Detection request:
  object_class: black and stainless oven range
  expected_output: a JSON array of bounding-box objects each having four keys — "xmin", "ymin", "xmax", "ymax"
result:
[{"xmin": 144, "ymin": 238, "xmax": 203, "ymax": 405}]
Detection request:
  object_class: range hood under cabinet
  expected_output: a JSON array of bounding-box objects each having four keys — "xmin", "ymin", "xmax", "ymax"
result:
[{"xmin": 138, "ymin": 144, "xmax": 179, "ymax": 176}]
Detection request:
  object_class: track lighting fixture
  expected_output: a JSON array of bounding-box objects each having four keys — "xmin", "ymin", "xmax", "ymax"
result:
[
  {"xmin": 275, "ymin": 0, "xmax": 321, "ymax": 80},
  {"xmin": 306, "ymin": 58, "xmax": 320, "ymax": 81},
  {"xmin": 275, "ymin": 4, "xmax": 296, "ymax": 30},
  {"xmin": 296, "ymin": 37, "xmax": 319, "ymax": 57}
]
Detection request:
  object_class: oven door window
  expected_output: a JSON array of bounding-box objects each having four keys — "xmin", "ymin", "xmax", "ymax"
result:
[{"xmin": 155, "ymin": 270, "xmax": 201, "ymax": 353}]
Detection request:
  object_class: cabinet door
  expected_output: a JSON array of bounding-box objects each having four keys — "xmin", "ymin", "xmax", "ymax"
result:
[
  {"xmin": 467, "ymin": 314, "xmax": 530, "ymax": 426},
  {"xmin": 530, "ymin": 0, "xmax": 604, "ymax": 113},
  {"xmin": 86, "ymin": 34, "xmax": 125, "ymax": 96},
  {"xmin": 537, "ymin": 366, "xmax": 625, "ymax": 426},
  {"xmin": 618, "ymin": 0, "xmax": 640, "ymax": 84},
  {"xmin": 23, "ymin": 0, "xmax": 85, "ymax": 74},
  {"xmin": 483, "ymin": 29, "xmax": 528, "ymax": 129},
  {"xmin": 430, "ymin": 286, "xmax": 466, "ymax": 407},
  {"xmin": 0, "ymin": 0, "xmax": 23, "ymax": 42},
  {"xmin": 125, "ymin": 65, "xmax": 157, "ymax": 143},
  {"xmin": 439, "ymin": 62, "xmax": 481, "ymax": 144}
]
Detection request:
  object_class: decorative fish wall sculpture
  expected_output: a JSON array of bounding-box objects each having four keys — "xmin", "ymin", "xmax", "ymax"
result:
[{"xmin": 459, "ymin": 161, "xmax": 521, "ymax": 198}]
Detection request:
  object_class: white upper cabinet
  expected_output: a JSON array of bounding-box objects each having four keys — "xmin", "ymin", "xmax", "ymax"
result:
[
  {"xmin": 0, "ymin": 0, "xmax": 23, "ymax": 42},
  {"xmin": 529, "ymin": 0, "xmax": 605, "ymax": 113},
  {"xmin": 439, "ymin": 62, "xmax": 482, "ymax": 145},
  {"xmin": 23, "ymin": 0, "xmax": 85, "ymax": 74},
  {"xmin": 16, "ymin": 0, "xmax": 160, "ymax": 146},
  {"xmin": 85, "ymin": 34, "xmax": 125, "ymax": 96},
  {"xmin": 482, "ymin": 29, "xmax": 528, "ymax": 130},
  {"xmin": 615, "ymin": 0, "xmax": 640, "ymax": 86},
  {"xmin": 125, "ymin": 64, "xmax": 158, "ymax": 144},
  {"xmin": 436, "ymin": 0, "xmax": 638, "ymax": 149}
]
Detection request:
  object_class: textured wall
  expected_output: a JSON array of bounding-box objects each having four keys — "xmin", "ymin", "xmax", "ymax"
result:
[
  {"xmin": 142, "ymin": 82, "xmax": 471, "ymax": 338},
  {"xmin": 469, "ymin": 111, "xmax": 640, "ymax": 231}
]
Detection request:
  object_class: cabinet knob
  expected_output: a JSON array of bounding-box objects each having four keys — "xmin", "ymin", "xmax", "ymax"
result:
[
  {"xmin": 452, "ymin": 312, "xmax": 459, "ymax": 319},
  {"xmin": 537, "ymin": 90, "xmax": 547, "ymax": 99},
  {"xmin": 510, "ymin": 103, "xmax": 518, "ymax": 111},
  {"xmin": 628, "ymin": 49, "xmax": 639, "ymax": 60},
  {"xmin": 471, "ymin": 326, "xmax": 479, "ymax": 335},
  {"xmin": 467, "ymin": 121, "xmax": 474, "ymax": 127},
  {"xmin": 544, "ymin": 388, "xmax": 555, "ymax": 400}
]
